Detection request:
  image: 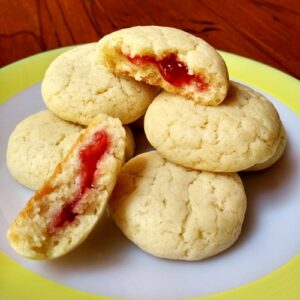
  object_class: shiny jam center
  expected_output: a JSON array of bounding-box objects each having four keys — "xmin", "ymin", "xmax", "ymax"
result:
[
  {"xmin": 125, "ymin": 53, "xmax": 208, "ymax": 91},
  {"xmin": 51, "ymin": 130, "xmax": 110, "ymax": 231}
]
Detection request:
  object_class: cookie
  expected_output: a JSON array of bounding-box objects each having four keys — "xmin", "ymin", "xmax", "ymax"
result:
[
  {"xmin": 7, "ymin": 110, "xmax": 83, "ymax": 190},
  {"xmin": 7, "ymin": 111, "xmax": 135, "ymax": 190},
  {"xmin": 247, "ymin": 123, "xmax": 286, "ymax": 171},
  {"xmin": 109, "ymin": 151, "xmax": 247, "ymax": 261},
  {"xmin": 144, "ymin": 82, "xmax": 282, "ymax": 172},
  {"xmin": 7, "ymin": 114, "xmax": 125, "ymax": 260},
  {"xmin": 97, "ymin": 26, "xmax": 229, "ymax": 105},
  {"xmin": 42, "ymin": 43, "xmax": 158, "ymax": 125}
]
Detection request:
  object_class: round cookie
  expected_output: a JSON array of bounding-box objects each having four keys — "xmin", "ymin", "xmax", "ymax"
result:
[
  {"xmin": 7, "ymin": 111, "xmax": 135, "ymax": 190},
  {"xmin": 97, "ymin": 26, "xmax": 229, "ymax": 105},
  {"xmin": 7, "ymin": 110, "xmax": 83, "ymax": 190},
  {"xmin": 144, "ymin": 82, "xmax": 282, "ymax": 172},
  {"xmin": 109, "ymin": 151, "xmax": 247, "ymax": 261},
  {"xmin": 247, "ymin": 122, "xmax": 286, "ymax": 171},
  {"xmin": 42, "ymin": 43, "xmax": 158, "ymax": 125}
]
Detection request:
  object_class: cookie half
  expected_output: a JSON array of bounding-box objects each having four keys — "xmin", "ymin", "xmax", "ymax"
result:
[
  {"xmin": 42, "ymin": 43, "xmax": 158, "ymax": 125},
  {"xmin": 110, "ymin": 151, "xmax": 247, "ymax": 261},
  {"xmin": 97, "ymin": 26, "xmax": 229, "ymax": 105},
  {"xmin": 144, "ymin": 82, "xmax": 282, "ymax": 172},
  {"xmin": 7, "ymin": 110, "xmax": 135, "ymax": 190},
  {"xmin": 7, "ymin": 114, "xmax": 125, "ymax": 259}
]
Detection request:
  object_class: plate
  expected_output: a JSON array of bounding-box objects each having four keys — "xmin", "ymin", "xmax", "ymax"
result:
[{"xmin": 0, "ymin": 48, "xmax": 300, "ymax": 300}]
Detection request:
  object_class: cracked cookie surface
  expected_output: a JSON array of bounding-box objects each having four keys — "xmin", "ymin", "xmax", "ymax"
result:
[
  {"xmin": 97, "ymin": 26, "xmax": 229, "ymax": 105},
  {"xmin": 7, "ymin": 110, "xmax": 135, "ymax": 190},
  {"xmin": 247, "ymin": 122, "xmax": 286, "ymax": 171},
  {"xmin": 109, "ymin": 151, "xmax": 247, "ymax": 261},
  {"xmin": 42, "ymin": 43, "xmax": 158, "ymax": 125},
  {"xmin": 144, "ymin": 82, "xmax": 282, "ymax": 172},
  {"xmin": 7, "ymin": 110, "xmax": 83, "ymax": 190}
]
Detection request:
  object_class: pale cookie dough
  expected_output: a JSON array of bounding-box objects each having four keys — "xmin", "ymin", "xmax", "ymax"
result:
[
  {"xmin": 144, "ymin": 82, "xmax": 282, "ymax": 172},
  {"xmin": 42, "ymin": 43, "xmax": 158, "ymax": 125},
  {"xmin": 110, "ymin": 151, "xmax": 247, "ymax": 261},
  {"xmin": 7, "ymin": 110, "xmax": 83, "ymax": 190},
  {"xmin": 97, "ymin": 26, "xmax": 229, "ymax": 105},
  {"xmin": 247, "ymin": 123, "xmax": 286, "ymax": 171},
  {"xmin": 7, "ymin": 111, "xmax": 135, "ymax": 190},
  {"xmin": 7, "ymin": 114, "xmax": 125, "ymax": 260}
]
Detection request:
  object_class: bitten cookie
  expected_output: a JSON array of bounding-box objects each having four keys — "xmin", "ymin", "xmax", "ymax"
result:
[
  {"xmin": 7, "ymin": 111, "xmax": 135, "ymax": 190},
  {"xmin": 7, "ymin": 114, "xmax": 125, "ymax": 259},
  {"xmin": 109, "ymin": 151, "xmax": 247, "ymax": 261},
  {"xmin": 42, "ymin": 43, "xmax": 158, "ymax": 125},
  {"xmin": 144, "ymin": 82, "xmax": 282, "ymax": 172},
  {"xmin": 97, "ymin": 26, "xmax": 229, "ymax": 105}
]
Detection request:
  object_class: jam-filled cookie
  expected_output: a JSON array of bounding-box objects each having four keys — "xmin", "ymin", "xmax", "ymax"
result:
[
  {"xmin": 42, "ymin": 43, "xmax": 158, "ymax": 125},
  {"xmin": 144, "ymin": 82, "xmax": 283, "ymax": 172},
  {"xmin": 109, "ymin": 151, "xmax": 247, "ymax": 261},
  {"xmin": 7, "ymin": 114, "xmax": 125, "ymax": 259},
  {"xmin": 7, "ymin": 110, "xmax": 135, "ymax": 190},
  {"xmin": 97, "ymin": 26, "xmax": 229, "ymax": 105}
]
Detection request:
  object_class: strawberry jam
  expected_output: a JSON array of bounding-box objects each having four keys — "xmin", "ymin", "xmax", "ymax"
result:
[
  {"xmin": 125, "ymin": 53, "xmax": 208, "ymax": 91},
  {"xmin": 51, "ymin": 130, "xmax": 110, "ymax": 230}
]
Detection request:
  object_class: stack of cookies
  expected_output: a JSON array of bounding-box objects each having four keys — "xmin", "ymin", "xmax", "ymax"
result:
[{"xmin": 6, "ymin": 26, "xmax": 285, "ymax": 261}]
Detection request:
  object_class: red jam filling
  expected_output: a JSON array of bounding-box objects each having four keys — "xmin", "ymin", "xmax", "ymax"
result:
[
  {"xmin": 125, "ymin": 53, "xmax": 208, "ymax": 91},
  {"xmin": 51, "ymin": 130, "xmax": 110, "ymax": 231}
]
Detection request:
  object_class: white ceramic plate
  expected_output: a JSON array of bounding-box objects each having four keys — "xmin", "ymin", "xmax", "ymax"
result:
[{"xmin": 0, "ymin": 49, "xmax": 300, "ymax": 300}]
